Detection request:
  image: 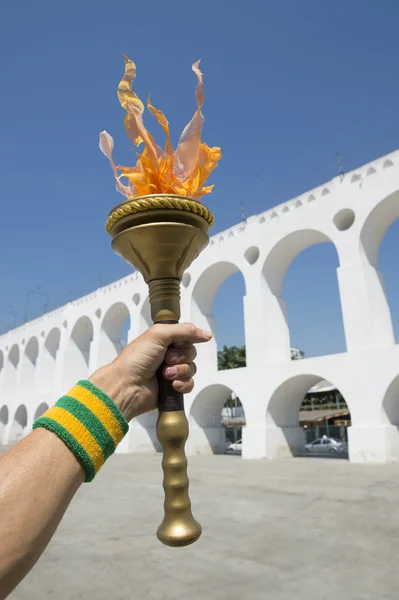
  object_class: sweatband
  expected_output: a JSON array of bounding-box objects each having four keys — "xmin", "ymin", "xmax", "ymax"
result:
[{"xmin": 32, "ymin": 380, "xmax": 129, "ymax": 482}]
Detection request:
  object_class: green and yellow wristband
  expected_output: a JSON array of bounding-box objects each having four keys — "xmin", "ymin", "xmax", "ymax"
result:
[{"xmin": 33, "ymin": 380, "xmax": 129, "ymax": 482}]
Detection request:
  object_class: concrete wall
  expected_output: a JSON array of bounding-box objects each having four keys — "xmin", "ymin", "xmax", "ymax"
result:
[{"xmin": 1, "ymin": 150, "xmax": 399, "ymax": 463}]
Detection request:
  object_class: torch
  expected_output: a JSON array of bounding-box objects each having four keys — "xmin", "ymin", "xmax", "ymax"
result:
[{"xmin": 100, "ymin": 57, "xmax": 221, "ymax": 547}]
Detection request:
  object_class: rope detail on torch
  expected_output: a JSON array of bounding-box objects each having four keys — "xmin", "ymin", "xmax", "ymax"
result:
[{"xmin": 106, "ymin": 195, "xmax": 214, "ymax": 233}]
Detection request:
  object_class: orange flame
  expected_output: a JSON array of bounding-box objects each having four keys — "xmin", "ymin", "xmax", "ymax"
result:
[{"xmin": 99, "ymin": 56, "xmax": 221, "ymax": 201}]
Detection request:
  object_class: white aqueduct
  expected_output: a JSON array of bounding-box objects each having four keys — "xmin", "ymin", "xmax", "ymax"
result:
[{"xmin": 1, "ymin": 149, "xmax": 399, "ymax": 463}]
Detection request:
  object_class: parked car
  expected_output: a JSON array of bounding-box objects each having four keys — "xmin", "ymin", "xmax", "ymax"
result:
[
  {"xmin": 227, "ymin": 440, "xmax": 242, "ymax": 452},
  {"xmin": 305, "ymin": 437, "xmax": 347, "ymax": 454}
]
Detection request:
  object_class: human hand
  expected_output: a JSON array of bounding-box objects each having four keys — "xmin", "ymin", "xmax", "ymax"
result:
[{"xmin": 89, "ymin": 323, "xmax": 212, "ymax": 422}]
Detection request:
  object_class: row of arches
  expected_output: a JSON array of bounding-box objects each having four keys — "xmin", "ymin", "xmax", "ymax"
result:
[
  {"xmin": 0, "ymin": 403, "xmax": 48, "ymax": 445},
  {"xmin": 2, "ymin": 366, "xmax": 399, "ymax": 459},
  {"xmin": 0, "ymin": 224, "xmax": 397, "ymax": 402},
  {"xmin": 213, "ymin": 205, "xmax": 399, "ymax": 358},
  {"xmin": 0, "ymin": 189, "xmax": 399, "ymax": 457},
  {"xmin": 0, "ymin": 232, "xmax": 397, "ymax": 392},
  {"xmin": 1, "ymin": 188, "xmax": 399, "ymax": 382},
  {"xmin": 0, "ymin": 302, "xmax": 140, "ymax": 398},
  {"xmin": 188, "ymin": 369, "xmax": 399, "ymax": 458}
]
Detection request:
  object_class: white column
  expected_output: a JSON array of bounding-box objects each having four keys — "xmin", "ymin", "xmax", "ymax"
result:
[
  {"xmin": 53, "ymin": 327, "xmax": 69, "ymax": 396},
  {"xmin": 337, "ymin": 261, "xmax": 394, "ymax": 352},
  {"xmin": 2, "ymin": 421, "xmax": 13, "ymax": 446},
  {"xmin": 245, "ymin": 276, "xmax": 290, "ymax": 365},
  {"xmin": 348, "ymin": 425, "xmax": 399, "ymax": 463},
  {"xmin": 243, "ymin": 278, "xmax": 267, "ymax": 368},
  {"xmin": 34, "ymin": 337, "xmax": 46, "ymax": 392},
  {"xmin": 266, "ymin": 425, "xmax": 305, "ymax": 458},
  {"xmin": 242, "ymin": 425, "xmax": 266, "ymax": 459},
  {"xmin": 186, "ymin": 426, "xmax": 226, "ymax": 455},
  {"xmin": 88, "ymin": 321, "xmax": 102, "ymax": 372}
]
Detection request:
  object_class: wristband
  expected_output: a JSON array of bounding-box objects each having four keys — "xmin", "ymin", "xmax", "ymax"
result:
[{"xmin": 32, "ymin": 379, "xmax": 129, "ymax": 482}]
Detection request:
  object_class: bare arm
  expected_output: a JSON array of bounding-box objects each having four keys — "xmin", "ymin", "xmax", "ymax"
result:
[
  {"xmin": 0, "ymin": 323, "xmax": 211, "ymax": 598},
  {"xmin": 0, "ymin": 428, "xmax": 84, "ymax": 599}
]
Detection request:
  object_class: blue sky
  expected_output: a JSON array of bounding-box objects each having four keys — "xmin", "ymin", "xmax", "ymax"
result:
[{"xmin": 0, "ymin": 0, "xmax": 399, "ymax": 357}]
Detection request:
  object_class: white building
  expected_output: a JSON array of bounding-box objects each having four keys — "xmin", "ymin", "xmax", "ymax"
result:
[{"xmin": 1, "ymin": 149, "xmax": 399, "ymax": 463}]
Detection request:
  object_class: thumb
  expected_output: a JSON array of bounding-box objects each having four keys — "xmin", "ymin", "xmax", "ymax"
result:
[{"xmin": 149, "ymin": 322, "xmax": 213, "ymax": 348}]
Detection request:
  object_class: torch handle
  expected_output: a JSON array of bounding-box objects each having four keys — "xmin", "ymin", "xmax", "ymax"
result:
[{"xmin": 155, "ymin": 325, "xmax": 202, "ymax": 547}]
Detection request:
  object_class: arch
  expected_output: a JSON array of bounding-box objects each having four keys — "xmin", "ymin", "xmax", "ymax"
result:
[
  {"xmin": 127, "ymin": 410, "xmax": 161, "ymax": 453},
  {"xmin": 99, "ymin": 302, "xmax": 131, "ymax": 364},
  {"xmin": 37, "ymin": 328, "xmax": 61, "ymax": 393},
  {"xmin": 45, "ymin": 328, "xmax": 61, "ymax": 359},
  {"xmin": 360, "ymin": 191, "xmax": 399, "ymax": 268},
  {"xmin": 34, "ymin": 402, "xmax": 49, "ymax": 420},
  {"xmin": 25, "ymin": 337, "xmax": 39, "ymax": 365},
  {"xmin": 379, "ymin": 214, "xmax": 399, "ymax": 342},
  {"xmin": 140, "ymin": 297, "xmax": 152, "ymax": 334},
  {"xmin": 192, "ymin": 261, "xmax": 247, "ymax": 369},
  {"xmin": 9, "ymin": 404, "xmax": 28, "ymax": 442},
  {"xmin": 62, "ymin": 316, "xmax": 94, "ymax": 390},
  {"xmin": 0, "ymin": 405, "xmax": 9, "ymax": 424},
  {"xmin": 262, "ymin": 229, "xmax": 343, "ymax": 360},
  {"xmin": 191, "ymin": 383, "xmax": 246, "ymax": 427},
  {"xmin": 71, "ymin": 316, "xmax": 93, "ymax": 356},
  {"xmin": 192, "ymin": 261, "xmax": 245, "ymax": 325},
  {"xmin": 190, "ymin": 383, "xmax": 246, "ymax": 454},
  {"xmin": 3, "ymin": 344, "xmax": 20, "ymax": 398},
  {"xmin": 8, "ymin": 344, "xmax": 19, "ymax": 368},
  {"xmin": 0, "ymin": 406, "xmax": 8, "ymax": 445},
  {"xmin": 20, "ymin": 336, "xmax": 39, "ymax": 394},
  {"xmin": 382, "ymin": 374, "xmax": 399, "ymax": 425},
  {"xmin": 267, "ymin": 374, "xmax": 324, "ymax": 427},
  {"xmin": 284, "ymin": 241, "xmax": 344, "ymax": 356},
  {"xmin": 266, "ymin": 374, "xmax": 350, "ymax": 458},
  {"xmin": 263, "ymin": 229, "xmax": 333, "ymax": 296}
]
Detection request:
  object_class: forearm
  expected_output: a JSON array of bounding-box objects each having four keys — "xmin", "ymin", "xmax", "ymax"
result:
[
  {"xmin": 0, "ymin": 428, "xmax": 84, "ymax": 599},
  {"xmin": 0, "ymin": 371, "xmax": 132, "ymax": 599}
]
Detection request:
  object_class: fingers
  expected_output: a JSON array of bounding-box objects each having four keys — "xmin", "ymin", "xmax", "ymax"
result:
[
  {"xmin": 172, "ymin": 378, "xmax": 194, "ymax": 394},
  {"xmin": 163, "ymin": 362, "xmax": 197, "ymax": 381},
  {"xmin": 163, "ymin": 361, "xmax": 196, "ymax": 395},
  {"xmin": 150, "ymin": 322, "xmax": 212, "ymax": 348},
  {"xmin": 164, "ymin": 344, "xmax": 197, "ymax": 365}
]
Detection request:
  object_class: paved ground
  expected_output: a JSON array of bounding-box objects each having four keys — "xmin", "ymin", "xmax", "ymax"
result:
[{"xmin": 9, "ymin": 454, "xmax": 399, "ymax": 600}]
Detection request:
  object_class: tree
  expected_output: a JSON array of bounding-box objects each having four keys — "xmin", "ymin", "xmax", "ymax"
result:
[
  {"xmin": 218, "ymin": 345, "xmax": 246, "ymax": 410},
  {"xmin": 217, "ymin": 345, "xmax": 246, "ymax": 370},
  {"xmin": 291, "ymin": 346, "xmax": 305, "ymax": 360},
  {"xmin": 218, "ymin": 344, "xmax": 304, "ymax": 367}
]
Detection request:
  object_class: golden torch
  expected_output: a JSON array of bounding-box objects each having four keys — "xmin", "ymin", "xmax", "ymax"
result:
[{"xmin": 100, "ymin": 57, "xmax": 221, "ymax": 547}]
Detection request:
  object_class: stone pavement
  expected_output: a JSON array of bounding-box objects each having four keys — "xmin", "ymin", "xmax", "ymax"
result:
[{"xmin": 9, "ymin": 454, "xmax": 399, "ymax": 600}]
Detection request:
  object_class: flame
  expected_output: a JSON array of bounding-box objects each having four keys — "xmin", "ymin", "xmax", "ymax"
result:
[{"xmin": 99, "ymin": 56, "xmax": 221, "ymax": 201}]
